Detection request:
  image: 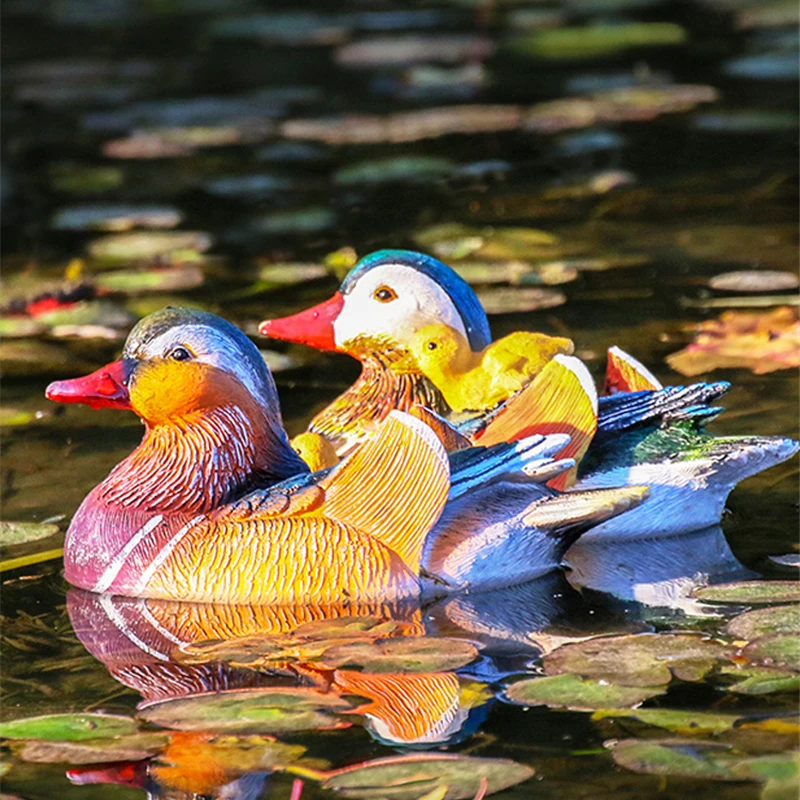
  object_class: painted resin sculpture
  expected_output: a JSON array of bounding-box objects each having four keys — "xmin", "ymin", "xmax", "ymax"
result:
[
  {"xmin": 46, "ymin": 307, "xmax": 648, "ymax": 603},
  {"xmin": 261, "ymin": 249, "xmax": 798, "ymax": 537}
]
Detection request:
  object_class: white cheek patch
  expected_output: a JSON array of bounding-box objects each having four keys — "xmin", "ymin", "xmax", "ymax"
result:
[{"xmin": 334, "ymin": 264, "xmax": 469, "ymax": 349}]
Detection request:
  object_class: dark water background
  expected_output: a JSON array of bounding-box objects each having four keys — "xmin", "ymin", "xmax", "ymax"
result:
[{"xmin": 2, "ymin": 0, "xmax": 799, "ymax": 797}]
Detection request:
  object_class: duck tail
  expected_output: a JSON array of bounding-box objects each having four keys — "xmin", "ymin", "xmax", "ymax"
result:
[{"xmin": 604, "ymin": 346, "xmax": 663, "ymax": 394}]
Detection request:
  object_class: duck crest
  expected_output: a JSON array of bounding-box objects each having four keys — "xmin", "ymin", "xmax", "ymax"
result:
[{"xmin": 309, "ymin": 337, "xmax": 449, "ymax": 455}]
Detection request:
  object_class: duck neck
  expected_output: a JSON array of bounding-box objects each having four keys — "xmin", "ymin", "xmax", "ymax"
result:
[
  {"xmin": 98, "ymin": 403, "xmax": 304, "ymax": 514},
  {"xmin": 309, "ymin": 348, "xmax": 450, "ymax": 453}
]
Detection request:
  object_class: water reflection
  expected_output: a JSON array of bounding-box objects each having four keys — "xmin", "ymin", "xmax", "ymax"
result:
[{"xmin": 58, "ymin": 529, "xmax": 755, "ymax": 798}]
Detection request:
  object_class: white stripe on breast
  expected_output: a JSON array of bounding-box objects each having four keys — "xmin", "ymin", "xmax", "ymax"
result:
[
  {"xmin": 133, "ymin": 515, "xmax": 205, "ymax": 595},
  {"xmin": 99, "ymin": 594, "xmax": 170, "ymax": 662},
  {"xmin": 92, "ymin": 514, "xmax": 165, "ymax": 593}
]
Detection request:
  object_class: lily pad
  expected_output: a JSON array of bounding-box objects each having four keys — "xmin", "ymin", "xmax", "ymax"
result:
[
  {"xmin": 257, "ymin": 263, "xmax": 328, "ymax": 286},
  {"xmin": 94, "ymin": 265, "xmax": 205, "ymax": 294},
  {"xmin": 14, "ymin": 733, "xmax": 167, "ymax": 764},
  {"xmin": 741, "ymin": 635, "xmax": 800, "ymax": 672},
  {"xmin": 607, "ymin": 739, "xmax": 740, "ymax": 781},
  {"xmin": 0, "ymin": 317, "xmax": 47, "ymax": 338},
  {"xmin": 336, "ymin": 35, "xmax": 494, "ymax": 68},
  {"xmin": 87, "ymin": 231, "xmax": 213, "ymax": 264},
  {"xmin": 709, "ymin": 271, "xmax": 799, "ymax": 293},
  {"xmin": 543, "ymin": 633, "xmax": 729, "ymax": 687},
  {"xmin": 52, "ymin": 205, "xmax": 182, "ymax": 232},
  {"xmin": 693, "ymin": 580, "xmax": 800, "ymax": 605},
  {"xmin": 138, "ymin": 688, "xmax": 353, "ymax": 734},
  {"xmin": 334, "ymin": 156, "xmax": 454, "ymax": 186},
  {"xmin": 318, "ymin": 637, "xmax": 479, "ymax": 673},
  {"xmin": 727, "ymin": 605, "xmax": 800, "ymax": 640},
  {"xmin": 594, "ymin": 709, "xmax": 743, "ymax": 735},
  {"xmin": 0, "ymin": 713, "xmax": 138, "ymax": 742},
  {"xmin": 320, "ymin": 753, "xmax": 534, "ymax": 800},
  {"xmin": 204, "ymin": 174, "xmax": 294, "ymax": 200},
  {"xmin": 50, "ymin": 163, "xmax": 124, "ymax": 194},
  {"xmin": 725, "ymin": 666, "xmax": 800, "ymax": 696},
  {"xmin": 251, "ymin": 207, "xmax": 336, "ymax": 236},
  {"xmin": 0, "ymin": 521, "xmax": 60, "ymax": 548},
  {"xmin": 505, "ymin": 674, "xmax": 665, "ymax": 711},
  {"xmin": 509, "ymin": 23, "xmax": 687, "ymax": 60},
  {"xmin": 476, "ymin": 287, "xmax": 567, "ymax": 314}
]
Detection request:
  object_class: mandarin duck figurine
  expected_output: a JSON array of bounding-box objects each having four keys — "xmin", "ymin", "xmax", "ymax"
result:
[
  {"xmin": 47, "ymin": 307, "xmax": 648, "ymax": 602},
  {"xmin": 260, "ymin": 249, "xmax": 799, "ymax": 538}
]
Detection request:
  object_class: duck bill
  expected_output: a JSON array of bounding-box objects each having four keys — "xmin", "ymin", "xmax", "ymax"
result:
[
  {"xmin": 259, "ymin": 291, "xmax": 344, "ymax": 352},
  {"xmin": 46, "ymin": 360, "xmax": 132, "ymax": 410}
]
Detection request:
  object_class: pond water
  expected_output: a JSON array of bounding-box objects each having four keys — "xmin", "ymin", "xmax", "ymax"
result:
[{"xmin": 1, "ymin": 0, "xmax": 799, "ymax": 798}]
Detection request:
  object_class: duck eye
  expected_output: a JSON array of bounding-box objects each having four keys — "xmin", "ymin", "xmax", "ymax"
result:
[
  {"xmin": 427, "ymin": 341, "xmax": 438, "ymax": 351},
  {"xmin": 373, "ymin": 286, "xmax": 397, "ymax": 303},
  {"xmin": 169, "ymin": 346, "xmax": 192, "ymax": 362}
]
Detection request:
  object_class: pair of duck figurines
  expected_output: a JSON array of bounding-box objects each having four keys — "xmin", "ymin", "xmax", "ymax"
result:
[{"xmin": 47, "ymin": 249, "xmax": 798, "ymax": 606}]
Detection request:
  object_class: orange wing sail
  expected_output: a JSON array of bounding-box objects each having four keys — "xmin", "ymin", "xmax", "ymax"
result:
[{"xmin": 604, "ymin": 346, "xmax": 662, "ymax": 394}]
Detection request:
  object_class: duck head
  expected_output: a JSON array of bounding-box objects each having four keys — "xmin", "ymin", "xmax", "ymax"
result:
[
  {"xmin": 259, "ymin": 249, "xmax": 492, "ymax": 360},
  {"xmin": 47, "ymin": 307, "xmax": 308, "ymax": 506}
]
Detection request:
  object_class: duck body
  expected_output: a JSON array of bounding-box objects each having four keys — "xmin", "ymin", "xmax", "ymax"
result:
[
  {"xmin": 260, "ymin": 249, "xmax": 799, "ymax": 537},
  {"xmin": 48, "ymin": 307, "xmax": 648, "ymax": 604}
]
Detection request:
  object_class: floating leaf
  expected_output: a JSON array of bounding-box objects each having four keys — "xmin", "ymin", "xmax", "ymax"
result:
[
  {"xmin": 727, "ymin": 605, "xmax": 800, "ymax": 640},
  {"xmin": 209, "ymin": 12, "xmax": 352, "ymax": 46},
  {"xmin": 509, "ymin": 23, "xmax": 687, "ymax": 60},
  {"xmin": 0, "ymin": 521, "xmax": 60, "ymax": 548},
  {"xmin": 261, "ymin": 350, "xmax": 300, "ymax": 373},
  {"xmin": 319, "ymin": 753, "xmax": 534, "ymax": 800},
  {"xmin": 770, "ymin": 554, "xmax": 800, "ymax": 569},
  {"xmin": 95, "ymin": 265, "xmax": 204, "ymax": 294},
  {"xmin": 693, "ymin": 580, "xmax": 800, "ymax": 605},
  {"xmin": 724, "ymin": 53, "xmax": 798, "ymax": 81},
  {"xmin": 204, "ymin": 174, "xmax": 294, "ymax": 200},
  {"xmin": 594, "ymin": 709, "xmax": 743, "ymax": 735},
  {"xmin": 52, "ymin": 205, "xmax": 182, "ymax": 232},
  {"xmin": 0, "ymin": 408, "xmax": 38, "ymax": 426},
  {"xmin": 252, "ymin": 207, "xmax": 336, "ymax": 236},
  {"xmin": 336, "ymin": 35, "xmax": 493, "ymax": 68},
  {"xmin": 608, "ymin": 739, "xmax": 740, "ymax": 781},
  {"xmin": 0, "ymin": 714, "xmax": 138, "ymax": 742},
  {"xmin": 14, "ymin": 733, "xmax": 167, "ymax": 764},
  {"xmin": 87, "ymin": 231, "xmax": 213, "ymax": 264},
  {"xmin": 0, "ymin": 340, "xmax": 95, "ymax": 377},
  {"xmin": 543, "ymin": 634, "xmax": 728, "ymax": 687},
  {"xmin": 334, "ymin": 156, "xmax": 454, "ymax": 186},
  {"xmin": 257, "ymin": 264, "xmax": 328, "ymax": 287},
  {"xmin": 282, "ymin": 106, "xmax": 522, "ymax": 145},
  {"xmin": 667, "ymin": 307, "xmax": 800, "ymax": 376},
  {"xmin": 709, "ymin": 271, "xmax": 799, "ymax": 293},
  {"xmin": 693, "ymin": 110, "xmax": 800, "ymax": 134},
  {"xmin": 50, "ymin": 163, "xmax": 124, "ymax": 194},
  {"xmin": 725, "ymin": 667, "xmax": 800, "ymax": 696},
  {"xmin": 526, "ymin": 85, "xmax": 717, "ymax": 133},
  {"xmin": 741, "ymin": 635, "xmax": 800, "ymax": 672},
  {"xmin": 0, "ymin": 317, "xmax": 47, "ymax": 338},
  {"xmin": 476, "ymin": 287, "xmax": 567, "ymax": 314},
  {"xmin": 139, "ymin": 688, "xmax": 353, "ymax": 734},
  {"xmin": 317, "ymin": 636, "xmax": 479, "ymax": 673},
  {"xmin": 505, "ymin": 674, "xmax": 665, "ymax": 711}
]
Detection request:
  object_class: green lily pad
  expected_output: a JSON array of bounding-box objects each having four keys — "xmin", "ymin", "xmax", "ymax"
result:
[
  {"xmin": 543, "ymin": 633, "xmax": 728, "ymax": 687},
  {"xmin": 252, "ymin": 207, "xmax": 336, "ymax": 235},
  {"xmin": 138, "ymin": 688, "xmax": 353, "ymax": 734},
  {"xmin": 95, "ymin": 265, "xmax": 204, "ymax": 294},
  {"xmin": 317, "ymin": 637, "xmax": 479, "ymax": 673},
  {"xmin": 50, "ymin": 163, "xmax": 124, "ymax": 194},
  {"xmin": 87, "ymin": 231, "xmax": 213, "ymax": 264},
  {"xmin": 0, "ymin": 340, "xmax": 95, "ymax": 376},
  {"xmin": 741, "ymin": 635, "xmax": 800, "ymax": 672},
  {"xmin": 257, "ymin": 263, "xmax": 328, "ymax": 286},
  {"xmin": 594, "ymin": 709, "xmax": 743, "ymax": 735},
  {"xmin": 0, "ymin": 521, "xmax": 60, "ymax": 548},
  {"xmin": 727, "ymin": 605, "xmax": 800, "ymax": 640},
  {"xmin": 0, "ymin": 408, "xmax": 38, "ymax": 426},
  {"xmin": 725, "ymin": 667, "xmax": 800, "ymax": 696},
  {"xmin": 0, "ymin": 713, "xmax": 138, "ymax": 742},
  {"xmin": 607, "ymin": 739, "xmax": 740, "ymax": 781},
  {"xmin": 334, "ymin": 156, "xmax": 454, "ymax": 186},
  {"xmin": 505, "ymin": 674, "xmax": 665, "ymax": 711},
  {"xmin": 0, "ymin": 317, "xmax": 47, "ymax": 338},
  {"xmin": 13, "ymin": 733, "xmax": 167, "ymax": 764},
  {"xmin": 320, "ymin": 753, "xmax": 534, "ymax": 800},
  {"xmin": 509, "ymin": 23, "xmax": 686, "ymax": 61},
  {"xmin": 34, "ymin": 300, "xmax": 136, "ymax": 329},
  {"xmin": 693, "ymin": 581, "xmax": 800, "ymax": 605},
  {"xmin": 477, "ymin": 286, "xmax": 566, "ymax": 314}
]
